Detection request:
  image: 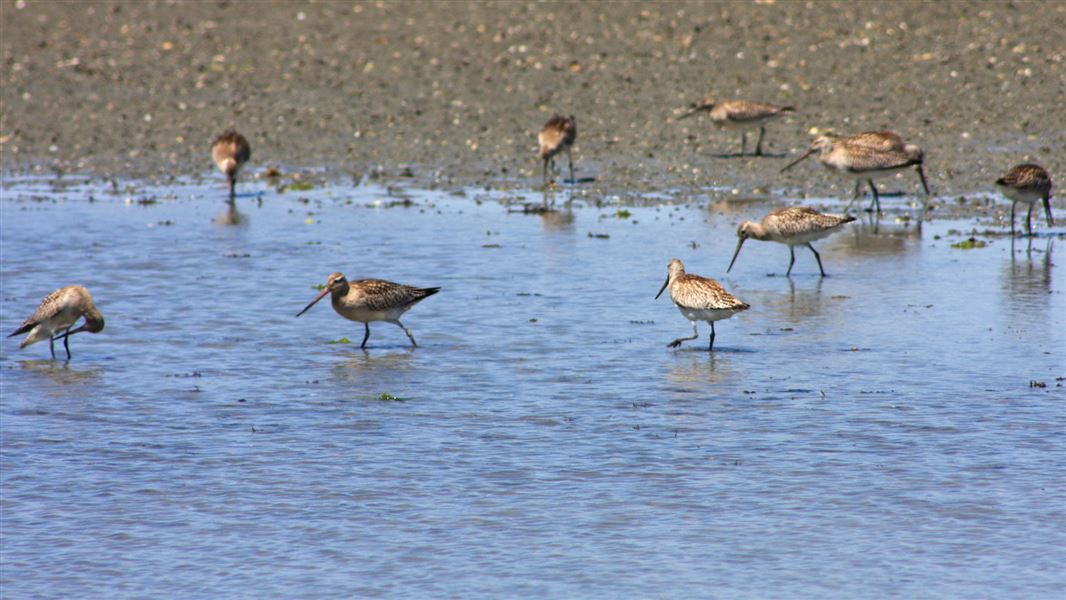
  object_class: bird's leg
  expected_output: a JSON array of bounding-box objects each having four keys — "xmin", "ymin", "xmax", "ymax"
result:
[
  {"xmin": 808, "ymin": 243, "xmax": 826, "ymax": 277},
  {"xmin": 786, "ymin": 245, "xmax": 796, "ymax": 277},
  {"xmin": 1026, "ymin": 202, "xmax": 1034, "ymax": 236},
  {"xmin": 361, "ymin": 323, "xmax": 371, "ymax": 349},
  {"xmin": 865, "ymin": 180, "xmax": 882, "ymax": 215},
  {"xmin": 229, "ymin": 175, "xmax": 236, "ymax": 201},
  {"xmin": 63, "ymin": 327, "xmax": 72, "ymax": 360},
  {"xmin": 754, "ymin": 125, "xmax": 766, "ymax": 156},
  {"xmin": 708, "ymin": 322, "xmax": 716, "ymax": 351},
  {"xmin": 567, "ymin": 146, "xmax": 574, "ymax": 184},
  {"xmin": 48, "ymin": 335, "xmax": 56, "ymax": 359},
  {"xmin": 668, "ymin": 321, "xmax": 699, "ymax": 348},
  {"xmin": 395, "ymin": 320, "xmax": 418, "ymax": 347},
  {"xmin": 542, "ymin": 158, "xmax": 549, "ymax": 188},
  {"xmin": 845, "ymin": 180, "xmax": 862, "ymax": 213},
  {"xmin": 1010, "ymin": 200, "xmax": 1017, "ymax": 237},
  {"xmin": 739, "ymin": 132, "xmax": 747, "ymax": 156}
]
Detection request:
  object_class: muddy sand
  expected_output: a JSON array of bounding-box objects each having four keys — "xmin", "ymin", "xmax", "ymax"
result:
[{"xmin": 2, "ymin": 1, "xmax": 1064, "ymax": 204}]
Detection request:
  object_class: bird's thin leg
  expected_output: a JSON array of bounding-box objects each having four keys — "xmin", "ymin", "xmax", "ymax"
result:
[
  {"xmin": 395, "ymin": 320, "xmax": 418, "ymax": 347},
  {"xmin": 1010, "ymin": 200, "xmax": 1017, "ymax": 237},
  {"xmin": 786, "ymin": 245, "xmax": 796, "ymax": 277},
  {"xmin": 845, "ymin": 180, "xmax": 862, "ymax": 213},
  {"xmin": 808, "ymin": 243, "xmax": 826, "ymax": 277},
  {"xmin": 63, "ymin": 327, "xmax": 72, "ymax": 360},
  {"xmin": 48, "ymin": 335, "xmax": 56, "ymax": 359},
  {"xmin": 867, "ymin": 180, "xmax": 881, "ymax": 213},
  {"xmin": 542, "ymin": 158, "xmax": 549, "ymax": 188},
  {"xmin": 754, "ymin": 126, "xmax": 766, "ymax": 156},
  {"xmin": 668, "ymin": 321, "xmax": 699, "ymax": 349},
  {"xmin": 1026, "ymin": 202, "xmax": 1034, "ymax": 236},
  {"xmin": 229, "ymin": 175, "xmax": 236, "ymax": 201},
  {"xmin": 567, "ymin": 146, "xmax": 574, "ymax": 184},
  {"xmin": 708, "ymin": 322, "xmax": 716, "ymax": 351},
  {"xmin": 361, "ymin": 323, "xmax": 371, "ymax": 349},
  {"xmin": 739, "ymin": 132, "xmax": 747, "ymax": 156}
]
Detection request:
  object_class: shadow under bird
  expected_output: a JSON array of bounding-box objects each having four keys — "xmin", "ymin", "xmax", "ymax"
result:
[
  {"xmin": 538, "ymin": 114, "xmax": 577, "ymax": 186},
  {"xmin": 8, "ymin": 285, "xmax": 105, "ymax": 360},
  {"xmin": 995, "ymin": 164, "xmax": 1054, "ymax": 236},
  {"xmin": 656, "ymin": 259, "xmax": 749, "ymax": 351},
  {"xmin": 781, "ymin": 131, "xmax": 929, "ymax": 213},
  {"xmin": 296, "ymin": 272, "xmax": 440, "ymax": 349},
  {"xmin": 211, "ymin": 129, "xmax": 251, "ymax": 200},
  {"xmin": 678, "ymin": 99, "xmax": 795, "ymax": 156},
  {"xmin": 728, "ymin": 206, "xmax": 856, "ymax": 277}
]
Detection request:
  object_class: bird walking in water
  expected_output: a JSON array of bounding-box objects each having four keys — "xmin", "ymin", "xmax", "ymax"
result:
[
  {"xmin": 678, "ymin": 99, "xmax": 795, "ymax": 156},
  {"xmin": 995, "ymin": 164, "xmax": 1054, "ymax": 236},
  {"xmin": 538, "ymin": 115, "xmax": 577, "ymax": 186},
  {"xmin": 781, "ymin": 131, "xmax": 930, "ymax": 213},
  {"xmin": 211, "ymin": 129, "xmax": 251, "ymax": 200},
  {"xmin": 296, "ymin": 272, "xmax": 439, "ymax": 349},
  {"xmin": 728, "ymin": 206, "xmax": 856, "ymax": 277},
  {"xmin": 8, "ymin": 285, "xmax": 105, "ymax": 360},
  {"xmin": 656, "ymin": 259, "xmax": 749, "ymax": 351}
]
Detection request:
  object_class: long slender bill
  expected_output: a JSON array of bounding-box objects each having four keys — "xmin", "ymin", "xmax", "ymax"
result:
[
  {"xmin": 53, "ymin": 323, "xmax": 89, "ymax": 340},
  {"xmin": 654, "ymin": 275, "xmax": 670, "ymax": 299},
  {"xmin": 296, "ymin": 288, "xmax": 330, "ymax": 317},
  {"xmin": 676, "ymin": 106, "xmax": 707, "ymax": 121},
  {"xmin": 727, "ymin": 238, "xmax": 746, "ymax": 273},
  {"xmin": 780, "ymin": 148, "xmax": 815, "ymax": 173}
]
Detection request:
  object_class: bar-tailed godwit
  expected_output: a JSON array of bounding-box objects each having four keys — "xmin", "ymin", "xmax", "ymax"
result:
[
  {"xmin": 538, "ymin": 115, "xmax": 577, "ymax": 186},
  {"xmin": 655, "ymin": 259, "xmax": 749, "ymax": 350},
  {"xmin": 995, "ymin": 164, "xmax": 1054, "ymax": 236},
  {"xmin": 782, "ymin": 132, "xmax": 930, "ymax": 213},
  {"xmin": 728, "ymin": 206, "xmax": 856, "ymax": 277},
  {"xmin": 211, "ymin": 129, "xmax": 251, "ymax": 199},
  {"xmin": 678, "ymin": 99, "xmax": 795, "ymax": 156},
  {"xmin": 296, "ymin": 272, "xmax": 440, "ymax": 349},
  {"xmin": 8, "ymin": 285, "xmax": 105, "ymax": 360}
]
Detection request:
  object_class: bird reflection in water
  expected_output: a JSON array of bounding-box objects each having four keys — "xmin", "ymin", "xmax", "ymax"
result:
[
  {"xmin": 213, "ymin": 200, "xmax": 248, "ymax": 227},
  {"xmin": 1005, "ymin": 238, "xmax": 1054, "ymax": 312}
]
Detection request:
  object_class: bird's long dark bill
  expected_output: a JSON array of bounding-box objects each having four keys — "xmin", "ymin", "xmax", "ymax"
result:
[
  {"xmin": 296, "ymin": 288, "xmax": 330, "ymax": 317},
  {"xmin": 1043, "ymin": 196, "xmax": 1055, "ymax": 226},
  {"xmin": 916, "ymin": 164, "xmax": 931, "ymax": 195},
  {"xmin": 53, "ymin": 323, "xmax": 90, "ymax": 340},
  {"xmin": 780, "ymin": 149, "xmax": 815, "ymax": 173},
  {"xmin": 655, "ymin": 275, "xmax": 670, "ymax": 299},
  {"xmin": 727, "ymin": 238, "xmax": 746, "ymax": 273},
  {"xmin": 676, "ymin": 106, "xmax": 707, "ymax": 121}
]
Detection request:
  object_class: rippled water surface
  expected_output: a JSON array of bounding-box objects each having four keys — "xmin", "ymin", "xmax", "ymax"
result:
[{"xmin": 2, "ymin": 177, "xmax": 1064, "ymax": 598}]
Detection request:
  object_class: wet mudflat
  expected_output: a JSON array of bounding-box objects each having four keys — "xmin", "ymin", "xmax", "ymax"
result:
[{"xmin": 1, "ymin": 177, "xmax": 1064, "ymax": 598}]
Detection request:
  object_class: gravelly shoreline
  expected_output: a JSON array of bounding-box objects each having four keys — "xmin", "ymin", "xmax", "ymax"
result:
[{"xmin": 2, "ymin": 1, "xmax": 1064, "ymax": 205}]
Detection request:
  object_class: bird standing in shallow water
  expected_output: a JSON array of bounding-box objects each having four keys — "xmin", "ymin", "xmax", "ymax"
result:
[
  {"xmin": 296, "ymin": 272, "xmax": 439, "ymax": 349},
  {"xmin": 678, "ymin": 99, "xmax": 795, "ymax": 156},
  {"xmin": 656, "ymin": 259, "xmax": 749, "ymax": 351},
  {"xmin": 782, "ymin": 132, "xmax": 930, "ymax": 213},
  {"xmin": 728, "ymin": 206, "xmax": 856, "ymax": 277},
  {"xmin": 211, "ymin": 129, "xmax": 251, "ymax": 200},
  {"xmin": 538, "ymin": 115, "xmax": 577, "ymax": 186},
  {"xmin": 995, "ymin": 164, "xmax": 1054, "ymax": 236},
  {"xmin": 9, "ymin": 285, "xmax": 105, "ymax": 360}
]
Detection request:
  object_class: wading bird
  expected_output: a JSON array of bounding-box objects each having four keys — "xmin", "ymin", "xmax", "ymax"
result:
[
  {"xmin": 538, "ymin": 115, "xmax": 577, "ymax": 186},
  {"xmin": 728, "ymin": 206, "xmax": 856, "ymax": 277},
  {"xmin": 678, "ymin": 99, "xmax": 795, "ymax": 156},
  {"xmin": 9, "ymin": 285, "xmax": 105, "ymax": 360},
  {"xmin": 655, "ymin": 258, "xmax": 749, "ymax": 351},
  {"xmin": 212, "ymin": 129, "xmax": 251, "ymax": 200},
  {"xmin": 296, "ymin": 272, "xmax": 439, "ymax": 349},
  {"xmin": 995, "ymin": 164, "xmax": 1054, "ymax": 236},
  {"xmin": 781, "ymin": 132, "xmax": 929, "ymax": 213}
]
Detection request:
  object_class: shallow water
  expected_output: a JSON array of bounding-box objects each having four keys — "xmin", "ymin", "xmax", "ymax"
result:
[{"xmin": 2, "ymin": 177, "xmax": 1064, "ymax": 598}]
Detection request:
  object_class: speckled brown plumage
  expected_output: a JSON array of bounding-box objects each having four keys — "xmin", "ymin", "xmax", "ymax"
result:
[
  {"xmin": 296, "ymin": 272, "xmax": 440, "ymax": 348},
  {"xmin": 211, "ymin": 129, "xmax": 251, "ymax": 198},
  {"xmin": 9, "ymin": 285, "xmax": 105, "ymax": 359},
  {"xmin": 538, "ymin": 115, "xmax": 577, "ymax": 185},
  {"xmin": 996, "ymin": 163, "xmax": 1054, "ymax": 235},
  {"xmin": 679, "ymin": 99, "xmax": 795, "ymax": 156},
  {"xmin": 656, "ymin": 258, "xmax": 749, "ymax": 350},
  {"xmin": 729, "ymin": 206, "xmax": 855, "ymax": 277}
]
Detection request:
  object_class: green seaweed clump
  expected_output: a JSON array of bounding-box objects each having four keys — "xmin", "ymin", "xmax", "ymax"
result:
[{"xmin": 950, "ymin": 237, "xmax": 987, "ymax": 249}]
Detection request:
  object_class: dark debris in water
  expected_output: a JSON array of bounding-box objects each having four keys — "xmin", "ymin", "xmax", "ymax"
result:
[
  {"xmin": 587, "ymin": 232, "xmax": 610, "ymax": 239},
  {"xmin": 950, "ymin": 236, "xmax": 988, "ymax": 249}
]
